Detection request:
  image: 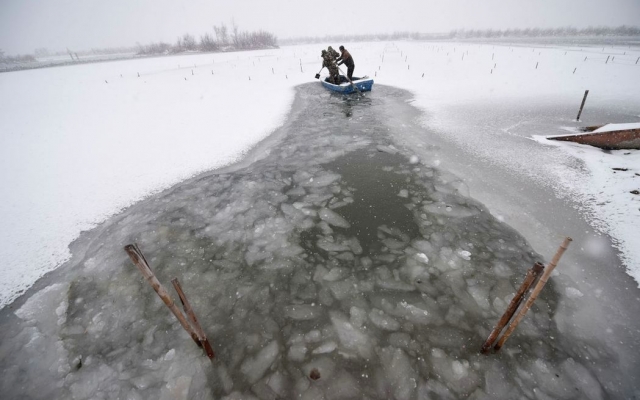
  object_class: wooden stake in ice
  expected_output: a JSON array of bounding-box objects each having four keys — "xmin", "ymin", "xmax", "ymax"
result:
[
  {"xmin": 480, "ymin": 262, "xmax": 544, "ymax": 354},
  {"xmin": 124, "ymin": 244, "xmax": 215, "ymax": 359},
  {"xmin": 576, "ymin": 90, "xmax": 589, "ymax": 121},
  {"xmin": 493, "ymin": 237, "xmax": 572, "ymax": 352},
  {"xmin": 172, "ymin": 278, "xmax": 215, "ymax": 359}
]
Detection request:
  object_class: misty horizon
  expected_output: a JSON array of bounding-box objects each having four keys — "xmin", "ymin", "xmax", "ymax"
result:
[{"xmin": 1, "ymin": 0, "xmax": 640, "ymax": 55}]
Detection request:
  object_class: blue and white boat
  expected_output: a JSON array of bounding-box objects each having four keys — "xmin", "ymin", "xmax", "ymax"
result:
[{"xmin": 321, "ymin": 75, "xmax": 374, "ymax": 94}]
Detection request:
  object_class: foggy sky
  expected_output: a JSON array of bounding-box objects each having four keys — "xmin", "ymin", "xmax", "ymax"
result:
[{"xmin": 1, "ymin": 0, "xmax": 639, "ymax": 54}]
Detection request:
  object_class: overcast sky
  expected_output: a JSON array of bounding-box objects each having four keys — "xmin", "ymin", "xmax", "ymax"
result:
[{"xmin": 1, "ymin": 0, "xmax": 639, "ymax": 54}]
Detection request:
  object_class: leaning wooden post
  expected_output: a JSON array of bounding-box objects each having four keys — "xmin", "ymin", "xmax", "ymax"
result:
[
  {"xmin": 124, "ymin": 244, "xmax": 202, "ymax": 349},
  {"xmin": 172, "ymin": 278, "xmax": 215, "ymax": 359},
  {"xmin": 576, "ymin": 90, "xmax": 589, "ymax": 121},
  {"xmin": 481, "ymin": 262, "xmax": 544, "ymax": 354},
  {"xmin": 494, "ymin": 237, "xmax": 572, "ymax": 352}
]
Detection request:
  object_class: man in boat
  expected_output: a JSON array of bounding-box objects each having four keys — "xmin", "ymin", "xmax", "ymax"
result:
[
  {"xmin": 337, "ymin": 45, "xmax": 355, "ymax": 80},
  {"xmin": 321, "ymin": 50, "xmax": 340, "ymax": 85},
  {"xmin": 327, "ymin": 46, "xmax": 340, "ymax": 60}
]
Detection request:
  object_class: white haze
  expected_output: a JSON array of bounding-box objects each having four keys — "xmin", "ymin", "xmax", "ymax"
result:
[{"xmin": 0, "ymin": 0, "xmax": 639, "ymax": 54}]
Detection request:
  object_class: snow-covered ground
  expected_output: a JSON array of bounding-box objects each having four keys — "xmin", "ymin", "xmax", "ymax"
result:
[{"xmin": 1, "ymin": 39, "xmax": 639, "ymax": 309}]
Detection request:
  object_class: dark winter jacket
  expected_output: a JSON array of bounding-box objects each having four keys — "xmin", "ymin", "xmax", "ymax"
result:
[{"xmin": 337, "ymin": 49, "xmax": 354, "ymax": 68}]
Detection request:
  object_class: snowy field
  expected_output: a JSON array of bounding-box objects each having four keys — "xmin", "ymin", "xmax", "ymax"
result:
[{"xmin": 1, "ymin": 39, "xmax": 639, "ymax": 309}]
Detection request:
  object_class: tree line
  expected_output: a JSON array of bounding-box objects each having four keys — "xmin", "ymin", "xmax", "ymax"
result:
[
  {"xmin": 136, "ymin": 22, "xmax": 278, "ymax": 55},
  {"xmin": 448, "ymin": 25, "xmax": 640, "ymax": 39},
  {"xmin": 0, "ymin": 22, "xmax": 277, "ymax": 65},
  {"xmin": 0, "ymin": 49, "xmax": 36, "ymax": 64},
  {"xmin": 280, "ymin": 25, "xmax": 640, "ymax": 45}
]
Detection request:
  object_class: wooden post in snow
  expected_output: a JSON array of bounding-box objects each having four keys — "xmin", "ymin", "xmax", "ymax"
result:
[
  {"xmin": 576, "ymin": 90, "xmax": 589, "ymax": 121},
  {"xmin": 481, "ymin": 262, "xmax": 544, "ymax": 354},
  {"xmin": 494, "ymin": 237, "xmax": 572, "ymax": 352}
]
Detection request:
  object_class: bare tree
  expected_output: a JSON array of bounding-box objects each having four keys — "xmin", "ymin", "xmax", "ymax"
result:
[
  {"xmin": 231, "ymin": 18, "xmax": 239, "ymax": 47},
  {"xmin": 214, "ymin": 23, "xmax": 229, "ymax": 46},
  {"xmin": 199, "ymin": 33, "xmax": 218, "ymax": 51}
]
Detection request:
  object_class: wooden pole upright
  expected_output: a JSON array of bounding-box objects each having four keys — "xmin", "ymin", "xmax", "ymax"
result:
[
  {"xmin": 481, "ymin": 262, "xmax": 544, "ymax": 353},
  {"xmin": 576, "ymin": 90, "xmax": 589, "ymax": 121},
  {"xmin": 172, "ymin": 278, "xmax": 215, "ymax": 359},
  {"xmin": 124, "ymin": 244, "xmax": 215, "ymax": 360},
  {"xmin": 494, "ymin": 237, "xmax": 572, "ymax": 351}
]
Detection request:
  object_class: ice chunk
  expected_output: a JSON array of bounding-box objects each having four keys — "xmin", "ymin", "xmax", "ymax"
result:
[
  {"xmin": 284, "ymin": 305, "xmax": 322, "ymax": 320},
  {"xmin": 330, "ymin": 311, "xmax": 372, "ymax": 359},
  {"xmin": 288, "ymin": 344, "xmax": 307, "ymax": 362},
  {"xmin": 346, "ymin": 237, "xmax": 363, "ymax": 255},
  {"xmin": 266, "ymin": 371, "xmax": 287, "ymax": 398},
  {"xmin": 286, "ymin": 186, "xmax": 306, "ymax": 196},
  {"xmin": 376, "ymin": 278, "xmax": 415, "ymax": 292},
  {"xmin": 492, "ymin": 261, "xmax": 513, "ymax": 277},
  {"xmin": 451, "ymin": 360, "xmax": 469, "ymax": 379},
  {"xmin": 422, "ymin": 202, "xmax": 479, "ymax": 218},
  {"xmin": 383, "ymin": 300, "xmax": 442, "ymax": 325},
  {"xmin": 325, "ymin": 370, "xmax": 360, "ymax": 399},
  {"xmin": 398, "ymin": 189, "xmax": 409, "ymax": 198},
  {"xmin": 377, "ymin": 145, "xmax": 398, "ymax": 154},
  {"xmin": 409, "ymin": 155, "xmax": 420, "ymax": 164},
  {"xmin": 415, "ymin": 253, "xmax": 429, "ymax": 264},
  {"xmin": 312, "ymin": 341, "xmax": 337, "ymax": 354},
  {"xmin": 301, "ymin": 172, "xmax": 341, "ymax": 188},
  {"xmin": 411, "ymin": 239, "xmax": 433, "ymax": 255},
  {"xmin": 349, "ymin": 306, "xmax": 368, "ymax": 328},
  {"xmin": 561, "ymin": 358, "xmax": 604, "ymax": 400},
  {"xmin": 382, "ymin": 238, "xmax": 406, "ymax": 250},
  {"xmin": 327, "ymin": 277, "xmax": 358, "ymax": 300},
  {"xmin": 163, "ymin": 349, "xmax": 176, "ymax": 361},
  {"xmin": 368, "ymin": 309, "xmax": 400, "ymax": 331},
  {"xmin": 380, "ymin": 347, "xmax": 418, "ymax": 400},
  {"xmin": 318, "ymin": 208, "xmax": 351, "ymax": 228},
  {"xmin": 457, "ymin": 250, "xmax": 471, "ymax": 260},
  {"xmin": 15, "ymin": 283, "xmax": 69, "ymax": 329},
  {"xmin": 159, "ymin": 376, "xmax": 191, "ymax": 400},
  {"xmin": 467, "ymin": 285, "xmax": 491, "ymax": 310},
  {"xmin": 565, "ymin": 287, "xmax": 584, "ymax": 299},
  {"xmin": 241, "ymin": 341, "xmax": 280, "ymax": 384},
  {"xmin": 317, "ymin": 238, "xmax": 350, "ymax": 252},
  {"xmin": 322, "ymin": 267, "xmax": 345, "ymax": 282},
  {"xmin": 304, "ymin": 330, "xmax": 322, "ymax": 343}
]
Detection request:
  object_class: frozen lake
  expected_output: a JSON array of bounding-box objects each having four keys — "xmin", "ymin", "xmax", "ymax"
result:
[{"xmin": 1, "ymin": 83, "xmax": 637, "ymax": 399}]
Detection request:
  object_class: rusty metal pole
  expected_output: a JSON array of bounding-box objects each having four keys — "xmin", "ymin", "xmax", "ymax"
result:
[
  {"xmin": 576, "ymin": 90, "xmax": 589, "ymax": 121},
  {"xmin": 481, "ymin": 262, "xmax": 544, "ymax": 354}
]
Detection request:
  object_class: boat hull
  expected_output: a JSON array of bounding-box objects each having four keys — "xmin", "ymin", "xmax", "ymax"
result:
[
  {"xmin": 547, "ymin": 127, "xmax": 640, "ymax": 150},
  {"xmin": 321, "ymin": 76, "xmax": 374, "ymax": 94}
]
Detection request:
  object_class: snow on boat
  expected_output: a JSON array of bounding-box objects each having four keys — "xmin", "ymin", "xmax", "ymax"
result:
[
  {"xmin": 321, "ymin": 75, "xmax": 374, "ymax": 94},
  {"xmin": 547, "ymin": 123, "xmax": 640, "ymax": 150}
]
